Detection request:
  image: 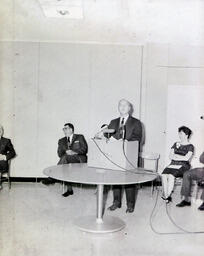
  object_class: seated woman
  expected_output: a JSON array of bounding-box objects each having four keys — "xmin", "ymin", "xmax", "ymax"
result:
[{"xmin": 161, "ymin": 126, "xmax": 194, "ymax": 203}]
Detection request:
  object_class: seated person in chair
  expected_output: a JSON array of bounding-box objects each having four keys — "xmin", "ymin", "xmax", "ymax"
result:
[
  {"xmin": 176, "ymin": 151, "xmax": 204, "ymax": 211},
  {"xmin": 161, "ymin": 126, "xmax": 194, "ymax": 203},
  {"xmin": 0, "ymin": 125, "xmax": 16, "ymax": 188},
  {"xmin": 42, "ymin": 123, "xmax": 88, "ymax": 197}
]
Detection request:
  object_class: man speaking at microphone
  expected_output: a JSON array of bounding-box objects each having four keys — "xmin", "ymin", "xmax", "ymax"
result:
[{"xmin": 107, "ymin": 99, "xmax": 142, "ymax": 213}]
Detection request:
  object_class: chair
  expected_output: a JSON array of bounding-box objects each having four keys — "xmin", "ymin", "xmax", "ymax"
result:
[
  {"xmin": 140, "ymin": 152, "xmax": 160, "ymax": 195},
  {"xmin": 195, "ymin": 180, "xmax": 204, "ymax": 199},
  {"xmin": 0, "ymin": 160, "xmax": 11, "ymax": 189}
]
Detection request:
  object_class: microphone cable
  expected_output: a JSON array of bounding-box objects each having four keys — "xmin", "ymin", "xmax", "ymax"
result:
[
  {"xmin": 92, "ymin": 138, "xmax": 204, "ymax": 234},
  {"xmin": 122, "ymin": 137, "xmax": 140, "ymax": 170},
  {"xmin": 149, "ymin": 187, "xmax": 204, "ymax": 235},
  {"xmin": 120, "ymin": 127, "xmax": 154, "ymax": 174},
  {"xmin": 91, "ymin": 138, "xmax": 156, "ymax": 176},
  {"xmin": 121, "ymin": 137, "xmax": 204, "ymax": 235}
]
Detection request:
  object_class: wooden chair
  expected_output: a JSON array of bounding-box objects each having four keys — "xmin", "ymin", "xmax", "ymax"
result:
[
  {"xmin": 0, "ymin": 160, "xmax": 11, "ymax": 189},
  {"xmin": 140, "ymin": 152, "xmax": 160, "ymax": 195}
]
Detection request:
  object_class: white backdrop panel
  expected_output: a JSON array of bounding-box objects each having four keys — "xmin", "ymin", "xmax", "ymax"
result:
[
  {"xmin": 12, "ymin": 42, "xmax": 39, "ymax": 176},
  {"xmin": 10, "ymin": 42, "xmax": 142, "ymax": 177},
  {"xmin": 37, "ymin": 43, "xmax": 91, "ymax": 172},
  {"xmin": 165, "ymin": 85, "xmax": 204, "ymax": 167},
  {"xmin": 89, "ymin": 44, "xmax": 142, "ymax": 136}
]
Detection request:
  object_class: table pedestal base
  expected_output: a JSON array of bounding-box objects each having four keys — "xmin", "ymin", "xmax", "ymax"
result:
[{"xmin": 74, "ymin": 215, "xmax": 125, "ymax": 234}]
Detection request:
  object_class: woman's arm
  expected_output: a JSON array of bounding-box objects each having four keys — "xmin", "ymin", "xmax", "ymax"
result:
[
  {"xmin": 169, "ymin": 148, "xmax": 175, "ymax": 160},
  {"xmin": 171, "ymin": 151, "xmax": 193, "ymax": 161}
]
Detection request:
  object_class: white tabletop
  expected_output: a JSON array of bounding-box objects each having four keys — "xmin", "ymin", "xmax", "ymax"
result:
[{"xmin": 43, "ymin": 163, "xmax": 157, "ymax": 185}]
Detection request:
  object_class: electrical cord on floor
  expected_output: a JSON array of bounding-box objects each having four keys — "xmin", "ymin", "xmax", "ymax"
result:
[
  {"xmin": 149, "ymin": 188, "xmax": 204, "ymax": 235},
  {"xmin": 121, "ymin": 139, "xmax": 204, "ymax": 234},
  {"xmin": 165, "ymin": 202, "xmax": 204, "ymax": 234},
  {"xmin": 149, "ymin": 188, "xmax": 185, "ymax": 235},
  {"xmin": 92, "ymin": 138, "xmax": 204, "ymax": 234}
]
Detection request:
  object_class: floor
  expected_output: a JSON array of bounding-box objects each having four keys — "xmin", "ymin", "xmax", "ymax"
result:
[{"xmin": 0, "ymin": 182, "xmax": 204, "ymax": 256}]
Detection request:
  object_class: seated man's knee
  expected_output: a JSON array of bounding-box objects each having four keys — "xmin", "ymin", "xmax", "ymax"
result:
[
  {"xmin": 58, "ymin": 155, "xmax": 68, "ymax": 165},
  {"xmin": 184, "ymin": 170, "xmax": 191, "ymax": 178}
]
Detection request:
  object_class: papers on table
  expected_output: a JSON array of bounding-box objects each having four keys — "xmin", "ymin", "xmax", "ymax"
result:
[{"xmin": 167, "ymin": 165, "xmax": 182, "ymax": 169}]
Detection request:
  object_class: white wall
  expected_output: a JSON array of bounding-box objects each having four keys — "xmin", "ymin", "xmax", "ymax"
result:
[
  {"xmin": 142, "ymin": 44, "xmax": 204, "ymax": 171},
  {"xmin": 0, "ymin": 42, "xmax": 14, "ymax": 136},
  {"xmin": 1, "ymin": 1, "xmax": 204, "ymax": 176},
  {"xmin": 1, "ymin": 41, "xmax": 204, "ymax": 176},
  {"xmin": 165, "ymin": 85, "xmax": 204, "ymax": 168},
  {"xmin": 0, "ymin": 41, "xmax": 142, "ymax": 177}
]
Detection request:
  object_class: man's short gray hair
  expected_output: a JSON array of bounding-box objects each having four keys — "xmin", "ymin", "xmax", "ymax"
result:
[{"xmin": 118, "ymin": 98, "xmax": 131, "ymax": 106}]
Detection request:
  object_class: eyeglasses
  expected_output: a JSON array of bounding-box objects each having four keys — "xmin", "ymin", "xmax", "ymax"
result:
[{"xmin": 63, "ymin": 127, "xmax": 72, "ymax": 131}]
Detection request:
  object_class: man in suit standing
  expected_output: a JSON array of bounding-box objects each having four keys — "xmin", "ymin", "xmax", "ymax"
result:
[
  {"xmin": 0, "ymin": 125, "xmax": 16, "ymax": 189},
  {"xmin": 42, "ymin": 123, "xmax": 88, "ymax": 197},
  {"xmin": 107, "ymin": 99, "xmax": 142, "ymax": 213}
]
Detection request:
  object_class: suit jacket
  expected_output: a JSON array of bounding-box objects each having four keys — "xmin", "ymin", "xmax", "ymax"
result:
[
  {"xmin": 57, "ymin": 134, "xmax": 88, "ymax": 163},
  {"xmin": 0, "ymin": 137, "xmax": 16, "ymax": 162},
  {"xmin": 200, "ymin": 152, "xmax": 204, "ymax": 164},
  {"xmin": 108, "ymin": 116, "xmax": 142, "ymax": 142}
]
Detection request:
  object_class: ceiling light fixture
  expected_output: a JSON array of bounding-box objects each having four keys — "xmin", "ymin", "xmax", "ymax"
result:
[{"xmin": 58, "ymin": 10, "xmax": 69, "ymax": 15}]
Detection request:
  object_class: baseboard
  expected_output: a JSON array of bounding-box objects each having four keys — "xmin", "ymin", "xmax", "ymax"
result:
[
  {"xmin": 8, "ymin": 177, "xmax": 161, "ymax": 187},
  {"xmin": 9, "ymin": 177, "xmax": 47, "ymax": 182}
]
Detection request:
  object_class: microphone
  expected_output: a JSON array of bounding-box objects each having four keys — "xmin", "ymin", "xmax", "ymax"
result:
[
  {"xmin": 94, "ymin": 125, "xmax": 115, "ymax": 139},
  {"xmin": 103, "ymin": 128, "xmax": 115, "ymax": 140},
  {"xmin": 102, "ymin": 128, "xmax": 115, "ymax": 134}
]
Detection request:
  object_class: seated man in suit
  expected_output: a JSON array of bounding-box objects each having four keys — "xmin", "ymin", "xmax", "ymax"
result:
[
  {"xmin": 42, "ymin": 123, "xmax": 88, "ymax": 197},
  {"xmin": 176, "ymin": 151, "xmax": 204, "ymax": 210},
  {"xmin": 107, "ymin": 99, "xmax": 142, "ymax": 213},
  {"xmin": 0, "ymin": 125, "xmax": 16, "ymax": 188}
]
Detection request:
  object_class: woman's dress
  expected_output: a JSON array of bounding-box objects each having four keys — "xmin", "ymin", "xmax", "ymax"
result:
[{"xmin": 162, "ymin": 143, "xmax": 194, "ymax": 177}]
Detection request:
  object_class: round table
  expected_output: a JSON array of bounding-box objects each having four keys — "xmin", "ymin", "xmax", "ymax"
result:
[{"xmin": 43, "ymin": 163, "xmax": 157, "ymax": 234}]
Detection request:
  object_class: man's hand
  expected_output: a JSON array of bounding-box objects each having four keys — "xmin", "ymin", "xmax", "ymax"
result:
[
  {"xmin": 0, "ymin": 154, "xmax": 6, "ymax": 161},
  {"xmin": 66, "ymin": 150, "xmax": 77, "ymax": 156},
  {"xmin": 109, "ymin": 136, "xmax": 117, "ymax": 141}
]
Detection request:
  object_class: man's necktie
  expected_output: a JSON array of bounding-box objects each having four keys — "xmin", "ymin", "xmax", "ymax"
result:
[
  {"xmin": 121, "ymin": 118, "xmax": 124, "ymax": 127},
  {"xmin": 119, "ymin": 118, "xmax": 125, "ymax": 138},
  {"xmin": 67, "ymin": 137, "xmax": 70, "ymax": 149}
]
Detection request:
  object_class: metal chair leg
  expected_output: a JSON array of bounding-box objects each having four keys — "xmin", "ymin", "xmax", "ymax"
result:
[
  {"xmin": 8, "ymin": 175, "xmax": 11, "ymax": 189},
  {"xmin": 62, "ymin": 181, "xmax": 65, "ymax": 194},
  {"xmin": 151, "ymin": 181, "xmax": 154, "ymax": 196},
  {"xmin": 0, "ymin": 173, "xmax": 2, "ymax": 190},
  {"xmin": 195, "ymin": 184, "xmax": 199, "ymax": 199}
]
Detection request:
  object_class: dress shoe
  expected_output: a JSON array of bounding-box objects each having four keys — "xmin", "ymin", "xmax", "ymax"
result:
[
  {"xmin": 198, "ymin": 202, "xmax": 204, "ymax": 211},
  {"xmin": 126, "ymin": 207, "xmax": 134, "ymax": 213},
  {"xmin": 42, "ymin": 178, "xmax": 55, "ymax": 185},
  {"xmin": 161, "ymin": 196, "xmax": 172, "ymax": 203},
  {"xmin": 62, "ymin": 190, "xmax": 74, "ymax": 197},
  {"xmin": 108, "ymin": 203, "xmax": 121, "ymax": 211},
  {"xmin": 176, "ymin": 200, "xmax": 191, "ymax": 207}
]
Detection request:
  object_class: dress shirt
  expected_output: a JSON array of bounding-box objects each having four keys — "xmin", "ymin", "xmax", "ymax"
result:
[
  {"xmin": 67, "ymin": 134, "xmax": 73, "ymax": 144},
  {"xmin": 120, "ymin": 115, "xmax": 129, "ymax": 126}
]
